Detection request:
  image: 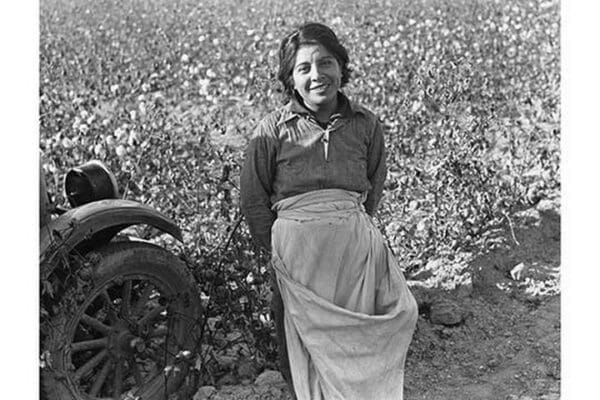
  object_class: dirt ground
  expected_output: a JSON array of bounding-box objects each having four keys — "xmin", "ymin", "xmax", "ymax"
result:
[{"xmin": 189, "ymin": 198, "xmax": 561, "ymax": 400}]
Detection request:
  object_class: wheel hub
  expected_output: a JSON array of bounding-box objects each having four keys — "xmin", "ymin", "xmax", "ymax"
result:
[{"xmin": 107, "ymin": 322, "xmax": 143, "ymax": 358}]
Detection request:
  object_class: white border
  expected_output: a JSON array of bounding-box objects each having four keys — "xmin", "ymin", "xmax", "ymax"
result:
[
  {"xmin": 562, "ymin": 1, "xmax": 600, "ymax": 398},
  {"xmin": 0, "ymin": 1, "xmax": 39, "ymax": 398}
]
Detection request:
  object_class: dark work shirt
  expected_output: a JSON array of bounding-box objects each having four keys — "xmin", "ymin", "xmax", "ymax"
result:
[{"xmin": 240, "ymin": 92, "xmax": 387, "ymax": 251}]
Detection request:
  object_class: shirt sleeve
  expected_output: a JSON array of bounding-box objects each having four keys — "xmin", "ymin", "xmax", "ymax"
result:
[
  {"xmin": 363, "ymin": 118, "xmax": 387, "ymax": 215},
  {"xmin": 240, "ymin": 121, "xmax": 277, "ymax": 252}
]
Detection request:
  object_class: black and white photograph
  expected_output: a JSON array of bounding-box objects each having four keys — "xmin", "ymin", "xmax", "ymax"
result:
[{"xmin": 5, "ymin": 0, "xmax": 587, "ymax": 398}]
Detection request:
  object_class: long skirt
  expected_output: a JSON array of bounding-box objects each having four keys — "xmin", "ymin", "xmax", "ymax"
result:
[{"xmin": 270, "ymin": 189, "xmax": 418, "ymax": 400}]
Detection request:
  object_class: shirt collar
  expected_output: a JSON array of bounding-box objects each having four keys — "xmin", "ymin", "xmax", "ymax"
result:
[{"xmin": 277, "ymin": 91, "xmax": 363, "ymax": 126}]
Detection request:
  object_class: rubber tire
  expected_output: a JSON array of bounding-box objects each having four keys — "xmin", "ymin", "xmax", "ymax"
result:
[{"xmin": 42, "ymin": 241, "xmax": 200, "ymax": 400}]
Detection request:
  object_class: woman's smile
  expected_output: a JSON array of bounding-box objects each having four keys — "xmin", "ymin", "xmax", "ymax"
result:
[{"xmin": 310, "ymin": 83, "xmax": 329, "ymax": 91}]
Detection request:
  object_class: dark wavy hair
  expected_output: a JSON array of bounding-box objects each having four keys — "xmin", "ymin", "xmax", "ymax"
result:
[{"xmin": 277, "ymin": 22, "xmax": 352, "ymax": 100}]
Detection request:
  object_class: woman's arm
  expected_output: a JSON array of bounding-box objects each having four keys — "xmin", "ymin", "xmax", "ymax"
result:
[
  {"xmin": 240, "ymin": 126, "xmax": 277, "ymax": 252},
  {"xmin": 364, "ymin": 119, "xmax": 387, "ymax": 215}
]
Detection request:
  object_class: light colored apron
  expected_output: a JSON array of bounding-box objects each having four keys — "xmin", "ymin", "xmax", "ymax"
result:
[{"xmin": 271, "ymin": 189, "xmax": 418, "ymax": 400}]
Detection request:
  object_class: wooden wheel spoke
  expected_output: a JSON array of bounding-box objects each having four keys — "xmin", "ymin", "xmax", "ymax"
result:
[
  {"xmin": 113, "ymin": 358, "xmax": 123, "ymax": 398},
  {"xmin": 71, "ymin": 337, "xmax": 108, "ymax": 353},
  {"xmin": 89, "ymin": 359, "xmax": 111, "ymax": 397},
  {"xmin": 121, "ymin": 280, "xmax": 132, "ymax": 318},
  {"xmin": 138, "ymin": 305, "xmax": 167, "ymax": 328},
  {"xmin": 74, "ymin": 349, "xmax": 108, "ymax": 381},
  {"xmin": 80, "ymin": 314, "xmax": 112, "ymax": 335}
]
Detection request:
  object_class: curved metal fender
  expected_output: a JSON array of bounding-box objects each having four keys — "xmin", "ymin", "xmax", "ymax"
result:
[{"xmin": 40, "ymin": 199, "xmax": 183, "ymax": 271}]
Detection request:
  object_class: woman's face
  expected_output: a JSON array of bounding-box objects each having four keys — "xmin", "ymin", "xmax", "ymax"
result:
[{"xmin": 292, "ymin": 44, "xmax": 342, "ymax": 113}]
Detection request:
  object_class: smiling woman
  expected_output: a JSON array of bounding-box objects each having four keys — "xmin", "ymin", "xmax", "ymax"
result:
[
  {"xmin": 277, "ymin": 23, "xmax": 351, "ymax": 123},
  {"xmin": 240, "ymin": 22, "xmax": 418, "ymax": 400},
  {"xmin": 292, "ymin": 45, "xmax": 342, "ymax": 121}
]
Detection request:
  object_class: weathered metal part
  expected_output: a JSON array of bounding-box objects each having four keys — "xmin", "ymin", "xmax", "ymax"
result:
[
  {"xmin": 65, "ymin": 160, "xmax": 119, "ymax": 207},
  {"xmin": 40, "ymin": 199, "xmax": 182, "ymax": 277}
]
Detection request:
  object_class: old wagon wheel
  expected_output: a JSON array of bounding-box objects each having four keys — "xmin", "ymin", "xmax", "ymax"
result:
[{"xmin": 42, "ymin": 242, "xmax": 200, "ymax": 400}]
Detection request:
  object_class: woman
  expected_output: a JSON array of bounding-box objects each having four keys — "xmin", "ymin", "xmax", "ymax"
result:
[{"xmin": 241, "ymin": 22, "xmax": 418, "ymax": 400}]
